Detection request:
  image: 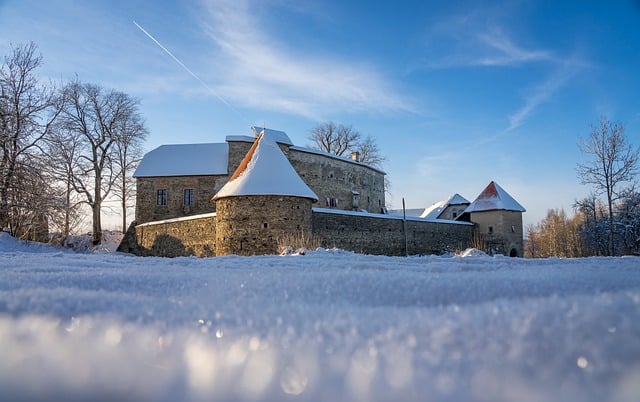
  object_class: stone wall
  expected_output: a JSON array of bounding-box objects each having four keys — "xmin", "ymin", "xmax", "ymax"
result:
[
  {"xmin": 470, "ymin": 210, "xmax": 524, "ymax": 256},
  {"xmin": 287, "ymin": 148, "xmax": 386, "ymax": 213},
  {"xmin": 122, "ymin": 205, "xmax": 476, "ymax": 257},
  {"xmin": 226, "ymin": 140, "xmax": 254, "ymax": 175},
  {"xmin": 135, "ymin": 175, "xmax": 226, "ymax": 224},
  {"xmin": 215, "ymin": 195, "xmax": 314, "ymax": 256},
  {"xmin": 135, "ymin": 139, "xmax": 387, "ymax": 226},
  {"xmin": 312, "ymin": 209, "xmax": 474, "ymax": 256},
  {"xmin": 439, "ymin": 204, "xmax": 469, "ymax": 220},
  {"xmin": 133, "ymin": 213, "xmax": 217, "ymax": 257}
]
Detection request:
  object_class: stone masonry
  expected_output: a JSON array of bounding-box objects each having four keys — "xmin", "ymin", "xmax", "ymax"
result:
[
  {"xmin": 215, "ymin": 195, "xmax": 313, "ymax": 256},
  {"xmin": 287, "ymin": 148, "xmax": 386, "ymax": 213},
  {"xmin": 470, "ymin": 210, "xmax": 524, "ymax": 257},
  {"xmin": 312, "ymin": 210, "xmax": 474, "ymax": 256},
  {"xmin": 126, "ymin": 130, "xmax": 524, "ymax": 258},
  {"xmin": 129, "ymin": 213, "xmax": 217, "ymax": 257},
  {"xmin": 122, "ymin": 208, "xmax": 474, "ymax": 257},
  {"xmin": 135, "ymin": 137, "xmax": 386, "ymax": 226},
  {"xmin": 135, "ymin": 175, "xmax": 226, "ymax": 224}
]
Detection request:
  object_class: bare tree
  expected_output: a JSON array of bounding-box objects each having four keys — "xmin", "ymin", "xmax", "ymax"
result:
[
  {"xmin": 355, "ymin": 135, "xmax": 385, "ymax": 167},
  {"xmin": 0, "ymin": 42, "xmax": 62, "ymax": 233},
  {"xmin": 309, "ymin": 122, "xmax": 361, "ymax": 156},
  {"xmin": 525, "ymin": 209, "xmax": 585, "ymax": 258},
  {"xmin": 616, "ymin": 188, "xmax": 640, "ymax": 255},
  {"xmin": 60, "ymin": 80, "xmax": 146, "ymax": 245},
  {"xmin": 46, "ymin": 127, "xmax": 86, "ymax": 242},
  {"xmin": 574, "ymin": 194, "xmax": 609, "ymax": 256},
  {"xmin": 577, "ymin": 117, "xmax": 639, "ymax": 255},
  {"xmin": 112, "ymin": 114, "xmax": 147, "ymax": 233},
  {"xmin": 309, "ymin": 121, "xmax": 385, "ymax": 167}
]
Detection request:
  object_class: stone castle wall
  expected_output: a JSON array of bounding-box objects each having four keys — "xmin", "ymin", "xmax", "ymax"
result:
[
  {"xmin": 135, "ymin": 175, "xmax": 226, "ymax": 224},
  {"xmin": 215, "ymin": 195, "xmax": 313, "ymax": 256},
  {"xmin": 312, "ymin": 209, "xmax": 474, "ymax": 256},
  {"xmin": 132, "ymin": 213, "xmax": 217, "ymax": 257},
  {"xmin": 470, "ymin": 210, "xmax": 524, "ymax": 256},
  {"xmin": 135, "ymin": 139, "xmax": 387, "ymax": 226},
  {"xmin": 287, "ymin": 148, "xmax": 386, "ymax": 213},
  {"xmin": 124, "ymin": 207, "xmax": 475, "ymax": 257}
]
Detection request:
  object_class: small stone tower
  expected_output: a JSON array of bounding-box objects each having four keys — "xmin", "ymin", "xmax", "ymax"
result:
[
  {"xmin": 463, "ymin": 181, "xmax": 526, "ymax": 257},
  {"xmin": 212, "ymin": 129, "xmax": 318, "ymax": 256}
]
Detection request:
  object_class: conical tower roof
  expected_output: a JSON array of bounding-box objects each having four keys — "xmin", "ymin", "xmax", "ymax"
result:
[
  {"xmin": 212, "ymin": 129, "xmax": 318, "ymax": 201},
  {"xmin": 464, "ymin": 181, "xmax": 525, "ymax": 213}
]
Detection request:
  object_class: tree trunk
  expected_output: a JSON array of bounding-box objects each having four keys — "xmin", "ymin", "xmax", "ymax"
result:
[
  {"xmin": 92, "ymin": 175, "xmax": 102, "ymax": 245},
  {"xmin": 121, "ymin": 195, "xmax": 126, "ymax": 234},
  {"xmin": 607, "ymin": 194, "xmax": 614, "ymax": 256},
  {"xmin": 0, "ymin": 164, "xmax": 13, "ymax": 230},
  {"xmin": 121, "ymin": 175, "xmax": 127, "ymax": 234},
  {"xmin": 92, "ymin": 203, "xmax": 102, "ymax": 245}
]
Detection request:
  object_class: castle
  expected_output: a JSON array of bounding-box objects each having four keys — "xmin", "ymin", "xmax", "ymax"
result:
[{"xmin": 118, "ymin": 127, "xmax": 525, "ymax": 257}]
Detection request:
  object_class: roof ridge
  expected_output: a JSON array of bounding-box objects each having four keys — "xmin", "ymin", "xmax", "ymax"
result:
[{"xmin": 229, "ymin": 132, "xmax": 261, "ymax": 181}]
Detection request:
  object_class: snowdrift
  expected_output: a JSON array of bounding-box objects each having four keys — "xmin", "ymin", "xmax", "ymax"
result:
[{"xmin": 1, "ymin": 234, "xmax": 639, "ymax": 401}]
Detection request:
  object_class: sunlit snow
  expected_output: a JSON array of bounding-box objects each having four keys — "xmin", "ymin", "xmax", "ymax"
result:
[{"xmin": 1, "ymin": 232, "xmax": 639, "ymax": 401}]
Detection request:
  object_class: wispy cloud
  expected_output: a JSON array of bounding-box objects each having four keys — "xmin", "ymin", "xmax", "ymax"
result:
[
  {"xmin": 416, "ymin": 6, "xmax": 591, "ymax": 132},
  {"xmin": 197, "ymin": 0, "xmax": 412, "ymax": 119},
  {"xmin": 415, "ymin": 4, "xmax": 555, "ymax": 70},
  {"xmin": 507, "ymin": 56, "xmax": 588, "ymax": 131},
  {"xmin": 474, "ymin": 29, "xmax": 552, "ymax": 67}
]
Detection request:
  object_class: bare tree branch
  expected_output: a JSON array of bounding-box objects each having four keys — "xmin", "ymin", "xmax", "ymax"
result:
[
  {"xmin": 0, "ymin": 42, "xmax": 62, "ymax": 234},
  {"xmin": 308, "ymin": 122, "xmax": 385, "ymax": 167},
  {"xmin": 59, "ymin": 80, "xmax": 147, "ymax": 244}
]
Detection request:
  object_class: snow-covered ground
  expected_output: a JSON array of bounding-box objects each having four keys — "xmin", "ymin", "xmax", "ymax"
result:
[{"xmin": 1, "ymin": 233, "xmax": 639, "ymax": 402}]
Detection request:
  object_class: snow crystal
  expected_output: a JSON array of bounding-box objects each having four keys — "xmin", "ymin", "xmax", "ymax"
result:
[{"xmin": 1, "ymin": 234, "xmax": 640, "ymax": 401}]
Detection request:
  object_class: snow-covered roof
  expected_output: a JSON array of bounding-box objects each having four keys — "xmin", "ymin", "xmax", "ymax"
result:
[
  {"xmin": 314, "ymin": 207, "xmax": 473, "ymax": 225},
  {"xmin": 420, "ymin": 193, "xmax": 470, "ymax": 219},
  {"xmin": 225, "ymin": 127, "xmax": 293, "ymax": 146},
  {"xmin": 387, "ymin": 208, "xmax": 425, "ymax": 217},
  {"xmin": 213, "ymin": 131, "xmax": 318, "ymax": 201},
  {"xmin": 134, "ymin": 143, "xmax": 228, "ymax": 177},
  {"xmin": 464, "ymin": 181, "xmax": 526, "ymax": 213}
]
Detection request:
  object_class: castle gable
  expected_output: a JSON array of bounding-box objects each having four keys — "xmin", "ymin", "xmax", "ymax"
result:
[
  {"xmin": 134, "ymin": 143, "xmax": 228, "ymax": 177},
  {"xmin": 420, "ymin": 193, "xmax": 470, "ymax": 219}
]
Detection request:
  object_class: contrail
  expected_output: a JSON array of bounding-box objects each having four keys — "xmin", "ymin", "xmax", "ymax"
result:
[{"xmin": 133, "ymin": 20, "xmax": 247, "ymax": 122}]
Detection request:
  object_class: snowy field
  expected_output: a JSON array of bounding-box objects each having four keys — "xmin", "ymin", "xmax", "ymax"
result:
[{"xmin": 1, "ymin": 233, "xmax": 640, "ymax": 402}]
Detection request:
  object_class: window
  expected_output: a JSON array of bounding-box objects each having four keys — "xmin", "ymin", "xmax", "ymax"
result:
[
  {"xmin": 183, "ymin": 189, "xmax": 194, "ymax": 206},
  {"xmin": 488, "ymin": 226, "xmax": 494, "ymax": 235},
  {"xmin": 156, "ymin": 189, "xmax": 167, "ymax": 206},
  {"xmin": 325, "ymin": 197, "xmax": 339, "ymax": 208}
]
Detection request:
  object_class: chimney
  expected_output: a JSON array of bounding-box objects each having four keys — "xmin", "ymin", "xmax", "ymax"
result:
[{"xmin": 351, "ymin": 151, "xmax": 360, "ymax": 162}]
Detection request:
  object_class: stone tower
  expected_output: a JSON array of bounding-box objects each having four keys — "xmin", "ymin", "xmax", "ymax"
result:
[
  {"xmin": 464, "ymin": 181, "xmax": 526, "ymax": 257},
  {"xmin": 212, "ymin": 130, "xmax": 318, "ymax": 256}
]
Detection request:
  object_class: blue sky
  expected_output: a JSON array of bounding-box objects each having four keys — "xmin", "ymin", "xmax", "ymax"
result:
[{"xmin": 2, "ymin": 0, "xmax": 639, "ymax": 228}]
